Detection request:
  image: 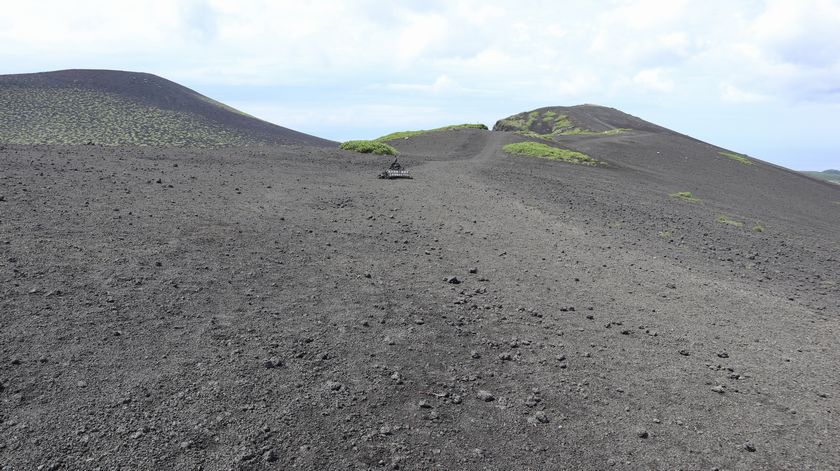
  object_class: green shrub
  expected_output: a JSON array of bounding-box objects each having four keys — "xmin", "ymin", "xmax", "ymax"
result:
[
  {"xmin": 375, "ymin": 123, "xmax": 488, "ymax": 142},
  {"xmin": 339, "ymin": 140, "xmax": 398, "ymax": 155},
  {"xmin": 502, "ymin": 142, "xmax": 598, "ymax": 165},
  {"xmin": 752, "ymin": 224, "xmax": 765, "ymax": 232},
  {"xmin": 719, "ymin": 151, "xmax": 753, "ymax": 165},
  {"xmin": 716, "ymin": 215, "xmax": 744, "ymax": 227},
  {"xmin": 669, "ymin": 191, "xmax": 700, "ymax": 202},
  {"xmin": 497, "ymin": 109, "xmax": 625, "ymax": 138}
]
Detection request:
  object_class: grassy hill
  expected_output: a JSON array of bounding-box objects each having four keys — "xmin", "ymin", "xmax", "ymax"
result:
[
  {"xmin": 0, "ymin": 69, "xmax": 335, "ymax": 147},
  {"xmin": 493, "ymin": 104, "xmax": 676, "ymax": 138},
  {"xmin": 801, "ymin": 169, "xmax": 840, "ymax": 184}
]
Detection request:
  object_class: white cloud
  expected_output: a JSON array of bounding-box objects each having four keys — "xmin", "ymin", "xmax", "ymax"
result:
[
  {"xmin": 1, "ymin": 0, "xmax": 840, "ymax": 168},
  {"xmin": 395, "ymin": 11, "xmax": 450, "ymax": 66},
  {"xmin": 750, "ymin": 0, "xmax": 840, "ymax": 68},
  {"xmin": 633, "ymin": 68, "xmax": 674, "ymax": 93},
  {"xmin": 1, "ymin": 0, "xmax": 837, "ymax": 106},
  {"xmin": 720, "ymin": 83, "xmax": 768, "ymax": 104},
  {"xmin": 385, "ymin": 75, "xmax": 462, "ymax": 95}
]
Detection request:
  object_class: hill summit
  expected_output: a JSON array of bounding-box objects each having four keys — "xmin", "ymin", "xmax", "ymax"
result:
[
  {"xmin": 493, "ymin": 104, "xmax": 675, "ymax": 138},
  {"xmin": 0, "ymin": 69, "xmax": 334, "ymax": 147}
]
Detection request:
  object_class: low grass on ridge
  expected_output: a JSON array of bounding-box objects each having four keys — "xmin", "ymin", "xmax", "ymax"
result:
[
  {"xmin": 339, "ymin": 140, "xmax": 398, "ymax": 155},
  {"xmin": 716, "ymin": 215, "xmax": 744, "ymax": 227},
  {"xmin": 375, "ymin": 124, "xmax": 488, "ymax": 142},
  {"xmin": 719, "ymin": 151, "xmax": 753, "ymax": 165},
  {"xmin": 669, "ymin": 191, "xmax": 700, "ymax": 202},
  {"xmin": 502, "ymin": 141, "xmax": 598, "ymax": 165}
]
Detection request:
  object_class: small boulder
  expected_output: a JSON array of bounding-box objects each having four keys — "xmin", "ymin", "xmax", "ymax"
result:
[
  {"xmin": 263, "ymin": 357, "xmax": 283, "ymax": 369},
  {"xmin": 476, "ymin": 390, "xmax": 495, "ymax": 402},
  {"xmin": 263, "ymin": 449, "xmax": 278, "ymax": 462}
]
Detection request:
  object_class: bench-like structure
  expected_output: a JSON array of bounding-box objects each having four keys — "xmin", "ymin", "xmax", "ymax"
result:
[{"xmin": 379, "ymin": 169, "xmax": 412, "ymax": 179}]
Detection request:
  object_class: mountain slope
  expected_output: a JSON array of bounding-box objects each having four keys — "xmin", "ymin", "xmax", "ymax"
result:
[
  {"xmin": 490, "ymin": 105, "xmax": 840, "ymax": 234},
  {"xmin": 0, "ymin": 69, "xmax": 335, "ymax": 147}
]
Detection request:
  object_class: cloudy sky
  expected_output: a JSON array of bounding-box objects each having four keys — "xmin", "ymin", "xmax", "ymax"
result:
[{"xmin": 1, "ymin": 0, "xmax": 839, "ymax": 170}]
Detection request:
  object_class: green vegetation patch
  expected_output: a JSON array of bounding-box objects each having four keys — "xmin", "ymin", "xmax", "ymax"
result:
[
  {"xmin": 716, "ymin": 215, "xmax": 744, "ymax": 227},
  {"xmin": 375, "ymin": 123, "xmax": 488, "ymax": 142},
  {"xmin": 658, "ymin": 230, "xmax": 675, "ymax": 238},
  {"xmin": 752, "ymin": 224, "xmax": 765, "ymax": 232},
  {"xmin": 0, "ymin": 87, "xmax": 260, "ymax": 147},
  {"xmin": 339, "ymin": 140, "xmax": 398, "ymax": 155},
  {"xmin": 669, "ymin": 191, "xmax": 700, "ymax": 202},
  {"xmin": 496, "ymin": 109, "xmax": 626, "ymax": 139},
  {"xmin": 719, "ymin": 151, "xmax": 753, "ymax": 165},
  {"xmin": 502, "ymin": 142, "xmax": 598, "ymax": 165}
]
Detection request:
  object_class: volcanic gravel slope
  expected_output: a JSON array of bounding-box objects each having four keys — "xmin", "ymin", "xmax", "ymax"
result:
[
  {"xmin": 0, "ymin": 70, "xmax": 335, "ymax": 147},
  {"xmin": 1, "ymin": 121, "xmax": 840, "ymax": 470}
]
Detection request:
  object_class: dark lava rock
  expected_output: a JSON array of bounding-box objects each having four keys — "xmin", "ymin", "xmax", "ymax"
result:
[
  {"xmin": 263, "ymin": 449, "xmax": 279, "ymax": 462},
  {"xmin": 446, "ymin": 276, "xmax": 461, "ymax": 284},
  {"xmin": 636, "ymin": 428, "xmax": 649, "ymax": 439},
  {"xmin": 469, "ymin": 267, "xmax": 478, "ymax": 274},
  {"xmin": 263, "ymin": 357, "xmax": 283, "ymax": 369},
  {"xmin": 744, "ymin": 442, "xmax": 756, "ymax": 452}
]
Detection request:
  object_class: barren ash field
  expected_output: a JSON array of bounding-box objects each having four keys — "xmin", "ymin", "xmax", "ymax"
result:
[{"xmin": 2, "ymin": 71, "xmax": 840, "ymax": 470}]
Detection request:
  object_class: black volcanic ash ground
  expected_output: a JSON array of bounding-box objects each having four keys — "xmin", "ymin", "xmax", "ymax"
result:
[{"xmin": 1, "ymin": 127, "xmax": 839, "ymax": 470}]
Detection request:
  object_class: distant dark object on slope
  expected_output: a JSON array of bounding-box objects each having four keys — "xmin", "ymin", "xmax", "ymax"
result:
[
  {"xmin": 0, "ymin": 69, "xmax": 335, "ymax": 148},
  {"xmin": 801, "ymin": 169, "xmax": 840, "ymax": 184},
  {"xmin": 378, "ymin": 157, "xmax": 411, "ymax": 179}
]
